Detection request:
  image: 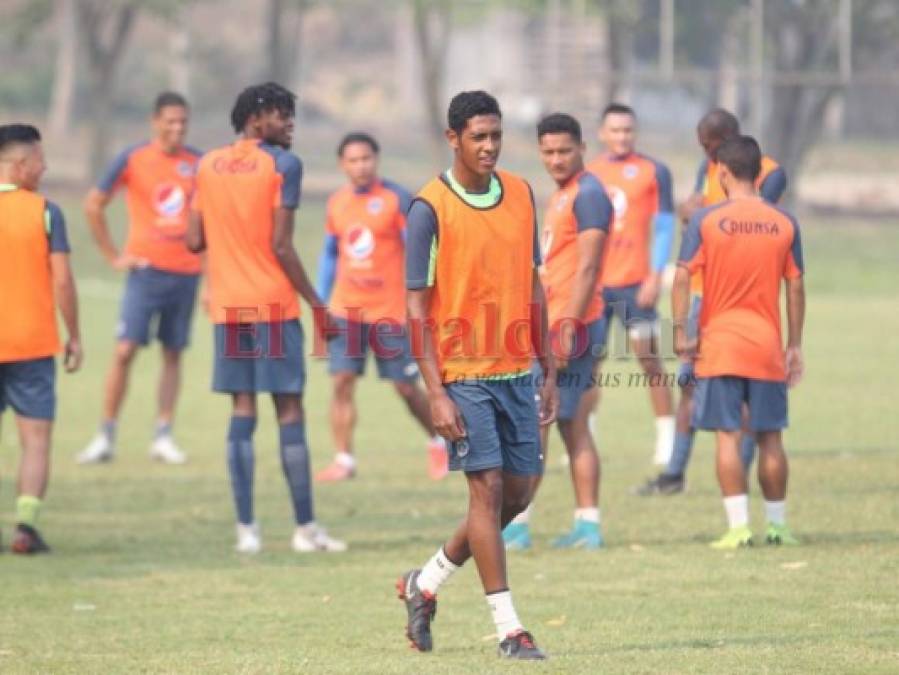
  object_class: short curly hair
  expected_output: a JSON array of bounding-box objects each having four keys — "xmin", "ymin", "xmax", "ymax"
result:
[
  {"xmin": 447, "ymin": 90, "xmax": 501, "ymax": 134},
  {"xmin": 230, "ymin": 82, "xmax": 296, "ymax": 134}
]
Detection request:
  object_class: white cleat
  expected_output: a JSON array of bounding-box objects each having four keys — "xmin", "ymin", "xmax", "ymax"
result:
[
  {"xmin": 149, "ymin": 436, "xmax": 187, "ymax": 464},
  {"xmin": 77, "ymin": 434, "xmax": 115, "ymax": 464},
  {"xmin": 235, "ymin": 522, "xmax": 262, "ymax": 554},
  {"xmin": 291, "ymin": 522, "xmax": 347, "ymax": 553}
]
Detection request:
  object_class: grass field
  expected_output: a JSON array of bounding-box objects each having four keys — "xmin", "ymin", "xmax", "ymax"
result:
[{"xmin": 1, "ymin": 197, "xmax": 898, "ymax": 674}]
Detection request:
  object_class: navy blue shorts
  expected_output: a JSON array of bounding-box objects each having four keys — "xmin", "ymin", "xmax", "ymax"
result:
[
  {"xmin": 212, "ymin": 321, "xmax": 305, "ymax": 394},
  {"xmin": 0, "ymin": 357, "xmax": 56, "ymax": 420},
  {"xmin": 118, "ymin": 267, "xmax": 200, "ymax": 351},
  {"xmin": 327, "ymin": 317, "xmax": 419, "ymax": 381},
  {"xmin": 445, "ymin": 374, "xmax": 542, "ymax": 476},
  {"xmin": 554, "ymin": 319, "xmax": 606, "ymax": 421},
  {"xmin": 677, "ymin": 295, "xmax": 702, "ymax": 385},
  {"xmin": 602, "ymin": 282, "xmax": 658, "ymax": 327},
  {"xmin": 693, "ymin": 376, "xmax": 788, "ymax": 432}
]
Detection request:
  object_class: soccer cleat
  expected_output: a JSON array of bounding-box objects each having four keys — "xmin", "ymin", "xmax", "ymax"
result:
[
  {"xmin": 632, "ymin": 473, "xmax": 685, "ymax": 496},
  {"xmin": 396, "ymin": 569, "xmax": 436, "ymax": 652},
  {"xmin": 314, "ymin": 460, "xmax": 355, "ymax": 483},
  {"xmin": 502, "ymin": 522, "xmax": 532, "ymax": 551},
  {"xmin": 551, "ymin": 519, "xmax": 604, "ymax": 550},
  {"xmin": 76, "ymin": 433, "xmax": 115, "ymax": 464},
  {"xmin": 498, "ymin": 630, "xmax": 546, "ymax": 660},
  {"xmin": 235, "ymin": 522, "xmax": 261, "ymax": 554},
  {"xmin": 11, "ymin": 523, "xmax": 51, "ymax": 554},
  {"xmin": 292, "ymin": 523, "xmax": 347, "ymax": 553},
  {"xmin": 149, "ymin": 436, "xmax": 187, "ymax": 464},
  {"xmin": 427, "ymin": 438, "xmax": 449, "ymax": 481},
  {"xmin": 709, "ymin": 526, "xmax": 754, "ymax": 550},
  {"xmin": 765, "ymin": 524, "xmax": 800, "ymax": 546}
]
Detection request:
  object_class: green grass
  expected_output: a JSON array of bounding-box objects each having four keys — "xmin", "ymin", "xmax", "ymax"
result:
[{"xmin": 1, "ymin": 199, "xmax": 898, "ymax": 674}]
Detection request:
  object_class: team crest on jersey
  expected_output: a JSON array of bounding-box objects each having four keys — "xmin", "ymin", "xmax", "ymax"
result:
[
  {"xmin": 153, "ymin": 183, "xmax": 186, "ymax": 219},
  {"xmin": 367, "ymin": 196, "xmax": 384, "ymax": 215},
  {"xmin": 623, "ymin": 164, "xmax": 639, "ymax": 180},
  {"xmin": 606, "ymin": 185, "xmax": 629, "ymax": 232},
  {"xmin": 345, "ymin": 224, "xmax": 376, "ymax": 260},
  {"xmin": 177, "ymin": 160, "xmax": 195, "ymax": 178}
]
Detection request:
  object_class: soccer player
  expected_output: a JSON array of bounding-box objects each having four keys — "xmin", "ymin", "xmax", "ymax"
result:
[
  {"xmin": 77, "ymin": 92, "xmax": 202, "ymax": 465},
  {"xmin": 637, "ymin": 108, "xmax": 788, "ymax": 495},
  {"xmin": 674, "ymin": 135, "xmax": 803, "ymax": 548},
  {"xmin": 502, "ymin": 113, "xmax": 611, "ymax": 551},
  {"xmin": 587, "ymin": 103, "xmax": 676, "ymax": 467},
  {"xmin": 0, "ymin": 124, "xmax": 82, "ymax": 553},
  {"xmin": 186, "ymin": 82, "xmax": 344, "ymax": 554},
  {"xmin": 314, "ymin": 132, "xmax": 448, "ymax": 482},
  {"xmin": 397, "ymin": 91, "xmax": 558, "ymax": 659}
]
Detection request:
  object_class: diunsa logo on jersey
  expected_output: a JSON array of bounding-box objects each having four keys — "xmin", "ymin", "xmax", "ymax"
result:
[
  {"xmin": 367, "ymin": 196, "xmax": 384, "ymax": 215},
  {"xmin": 346, "ymin": 225, "xmax": 375, "ymax": 260},
  {"xmin": 154, "ymin": 183, "xmax": 186, "ymax": 218},
  {"xmin": 554, "ymin": 193, "xmax": 569, "ymax": 212}
]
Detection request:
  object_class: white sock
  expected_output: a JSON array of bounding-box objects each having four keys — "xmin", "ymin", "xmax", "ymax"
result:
[
  {"xmin": 335, "ymin": 451, "xmax": 355, "ymax": 469},
  {"xmin": 486, "ymin": 590, "xmax": 523, "ymax": 639},
  {"xmin": 511, "ymin": 503, "xmax": 532, "ymax": 525},
  {"xmin": 417, "ymin": 547, "xmax": 459, "ymax": 595},
  {"xmin": 765, "ymin": 500, "xmax": 786, "ymax": 526},
  {"xmin": 654, "ymin": 415, "xmax": 676, "ymax": 465},
  {"xmin": 574, "ymin": 507, "xmax": 600, "ymax": 523},
  {"xmin": 723, "ymin": 494, "xmax": 749, "ymax": 529}
]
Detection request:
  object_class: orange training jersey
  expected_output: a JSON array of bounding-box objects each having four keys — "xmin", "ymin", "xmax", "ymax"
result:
[
  {"xmin": 98, "ymin": 140, "xmax": 202, "ymax": 274},
  {"xmin": 406, "ymin": 170, "xmax": 540, "ymax": 381},
  {"xmin": 540, "ymin": 171, "xmax": 612, "ymax": 326},
  {"xmin": 326, "ymin": 179, "xmax": 411, "ymax": 323},
  {"xmin": 192, "ymin": 138, "xmax": 303, "ymax": 324},
  {"xmin": 691, "ymin": 155, "xmax": 787, "ymax": 295},
  {"xmin": 678, "ymin": 198, "xmax": 804, "ymax": 381},
  {"xmin": 0, "ymin": 185, "xmax": 70, "ymax": 361},
  {"xmin": 587, "ymin": 152, "xmax": 673, "ymax": 288}
]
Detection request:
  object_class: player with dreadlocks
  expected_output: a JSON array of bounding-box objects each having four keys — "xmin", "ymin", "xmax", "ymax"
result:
[{"xmin": 187, "ymin": 82, "xmax": 346, "ymax": 554}]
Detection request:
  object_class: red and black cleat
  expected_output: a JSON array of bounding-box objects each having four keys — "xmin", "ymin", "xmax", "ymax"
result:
[
  {"xmin": 396, "ymin": 569, "xmax": 437, "ymax": 652},
  {"xmin": 11, "ymin": 523, "xmax": 51, "ymax": 555},
  {"xmin": 498, "ymin": 630, "xmax": 546, "ymax": 660}
]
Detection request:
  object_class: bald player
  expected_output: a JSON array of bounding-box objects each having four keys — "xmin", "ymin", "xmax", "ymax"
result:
[
  {"xmin": 674, "ymin": 135, "xmax": 803, "ymax": 548},
  {"xmin": 636, "ymin": 108, "xmax": 787, "ymax": 496}
]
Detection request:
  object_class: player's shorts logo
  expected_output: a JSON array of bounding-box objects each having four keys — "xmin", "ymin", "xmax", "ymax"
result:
[
  {"xmin": 367, "ymin": 197, "xmax": 384, "ymax": 215},
  {"xmin": 153, "ymin": 183, "xmax": 186, "ymax": 219},
  {"xmin": 606, "ymin": 185, "xmax": 629, "ymax": 231},
  {"xmin": 345, "ymin": 225, "xmax": 375, "ymax": 260},
  {"xmin": 623, "ymin": 164, "xmax": 639, "ymax": 179}
]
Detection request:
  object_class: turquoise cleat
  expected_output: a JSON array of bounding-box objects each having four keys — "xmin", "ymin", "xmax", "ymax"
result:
[
  {"xmin": 502, "ymin": 522, "xmax": 532, "ymax": 551},
  {"xmin": 551, "ymin": 519, "xmax": 604, "ymax": 550}
]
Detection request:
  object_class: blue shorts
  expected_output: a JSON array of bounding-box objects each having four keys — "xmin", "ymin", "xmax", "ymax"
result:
[
  {"xmin": 693, "ymin": 376, "xmax": 788, "ymax": 432},
  {"xmin": 677, "ymin": 295, "xmax": 703, "ymax": 385},
  {"xmin": 212, "ymin": 321, "xmax": 305, "ymax": 394},
  {"xmin": 0, "ymin": 357, "xmax": 56, "ymax": 420},
  {"xmin": 327, "ymin": 317, "xmax": 419, "ymax": 381},
  {"xmin": 553, "ymin": 319, "xmax": 606, "ymax": 421},
  {"xmin": 445, "ymin": 375, "xmax": 542, "ymax": 476},
  {"xmin": 602, "ymin": 282, "xmax": 658, "ymax": 327},
  {"xmin": 118, "ymin": 267, "xmax": 200, "ymax": 351}
]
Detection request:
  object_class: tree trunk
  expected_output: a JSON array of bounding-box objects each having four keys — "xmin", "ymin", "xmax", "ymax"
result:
[
  {"xmin": 48, "ymin": 0, "xmax": 77, "ymax": 139},
  {"xmin": 412, "ymin": 0, "xmax": 451, "ymax": 167},
  {"xmin": 267, "ymin": 0, "xmax": 285, "ymax": 82},
  {"xmin": 78, "ymin": 1, "xmax": 138, "ymax": 179},
  {"xmin": 168, "ymin": 15, "xmax": 191, "ymax": 96}
]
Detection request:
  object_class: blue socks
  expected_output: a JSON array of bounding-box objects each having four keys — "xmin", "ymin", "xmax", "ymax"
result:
[
  {"xmin": 227, "ymin": 416, "xmax": 257, "ymax": 525},
  {"xmin": 666, "ymin": 430, "xmax": 694, "ymax": 477},
  {"xmin": 739, "ymin": 432, "xmax": 757, "ymax": 470},
  {"xmin": 279, "ymin": 421, "xmax": 315, "ymax": 526}
]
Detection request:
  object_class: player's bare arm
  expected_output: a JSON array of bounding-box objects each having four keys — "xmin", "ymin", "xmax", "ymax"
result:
[
  {"xmin": 559, "ymin": 228, "xmax": 606, "ymax": 368},
  {"xmin": 185, "ymin": 209, "xmax": 206, "ymax": 253},
  {"xmin": 531, "ymin": 275, "xmax": 559, "ymax": 426},
  {"xmin": 785, "ymin": 276, "xmax": 805, "ymax": 387},
  {"xmin": 677, "ymin": 192, "xmax": 704, "ymax": 224},
  {"xmin": 407, "ymin": 288, "xmax": 465, "ymax": 441},
  {"xmin": 50, "ymin": 251, "xmax": 82, "ymax": 373},
  {"xmin": 672, "ymin": 265, "xmax": 694, "ymax": 359},
  {"xmin": 84, "ymin": 187, "xmax": 147, "ymax": 270}
]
